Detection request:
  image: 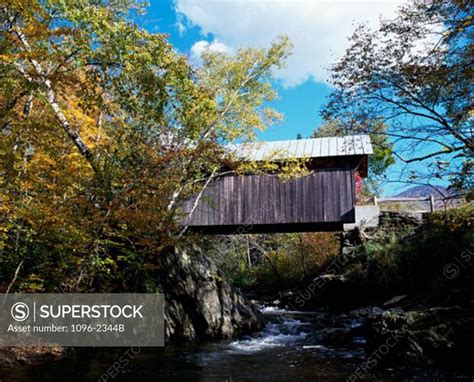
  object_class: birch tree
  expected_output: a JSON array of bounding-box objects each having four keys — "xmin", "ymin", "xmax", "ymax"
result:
[{"xmin": 0, "ymin": 0, "xmax": 290, "ymax": 292}]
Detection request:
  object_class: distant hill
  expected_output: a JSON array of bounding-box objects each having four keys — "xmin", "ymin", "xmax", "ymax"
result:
[{"xmin": 394, "ymin": 185, "xmax": 450, "ymax": 198}]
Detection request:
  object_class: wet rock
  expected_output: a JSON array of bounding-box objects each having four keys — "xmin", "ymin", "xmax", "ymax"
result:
[
  {"xmin": 348, "ymin": 306, "xmax": 385, "ymax": 319},
  {"xmin": 365, "ymin": 306, "xmax": 474, "ymax": 370},
  {"xmin": 157, "ymin": 246, "xmax": 262, "ymax": 341},
  {"xmin": 383, "ymin": 295, "xmax": 407, "ymax": 308},
  {"xmin": 320, "ymin": 328, "xmax": 353, "ymax": 346}
]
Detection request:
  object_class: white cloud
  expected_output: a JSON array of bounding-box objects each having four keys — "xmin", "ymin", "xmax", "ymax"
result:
[
  {"xmin": 176, "ymin": 0, "xmax": 404, "ymax": 87},
  {"xmin": 190, "ymin": 39, "xmax": 233, "ymax": 63},
  {"xmin": 175, "ymin": 13, "xmax": 188, "ymax": 36}
]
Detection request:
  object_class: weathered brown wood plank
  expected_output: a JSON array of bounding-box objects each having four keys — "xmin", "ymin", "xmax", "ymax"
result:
[{"xmin": 183, "ymin": 168, "xmax": 356, "ymax": 228}]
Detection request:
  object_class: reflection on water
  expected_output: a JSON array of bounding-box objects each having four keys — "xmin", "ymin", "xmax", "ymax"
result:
[{"xmin": 1, "ymin": 306, "xmax": 470, "ymax": 381}]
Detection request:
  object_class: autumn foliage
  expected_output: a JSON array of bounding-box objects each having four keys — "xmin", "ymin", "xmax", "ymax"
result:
[{"xmin": 0, "ymin": 0, "xmax": 291, "ymax": 292}]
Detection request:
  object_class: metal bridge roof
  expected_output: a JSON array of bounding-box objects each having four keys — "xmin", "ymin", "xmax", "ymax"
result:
[{"xmin": 228, "ymin": 135, "xmax": 373, "ymax": 161}]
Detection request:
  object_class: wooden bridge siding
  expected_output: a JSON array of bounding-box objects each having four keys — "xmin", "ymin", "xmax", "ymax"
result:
[{"xmin": 183, "ymin": 168, "xmax": 355, "ymax": 227}]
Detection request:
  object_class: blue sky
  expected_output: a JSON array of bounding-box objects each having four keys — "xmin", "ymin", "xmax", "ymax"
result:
[
  {"xmin": 140, "ymin": 1, "xmax": 330, "ymax": 141},
  {"xmin": 136, "ymin": 1, "xmax": 446, "ymax": 196}
]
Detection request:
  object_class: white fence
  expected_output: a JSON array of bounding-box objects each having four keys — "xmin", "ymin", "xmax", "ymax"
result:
[{"xmin": 372, "ymin": 195, "xmax": 466, "ymax": 213}]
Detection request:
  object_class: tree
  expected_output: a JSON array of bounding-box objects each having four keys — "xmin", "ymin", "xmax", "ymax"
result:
[
  {"xmin": 311, "ymin": 119, "xmax": 394, "ymax": 196},
  {"xmin": 0, "ymin": 0, "xmax": 291, "ymax": 292},
  {"xmin": 323, "ymin": 0, "xmax": 473, "ymax": 191}
]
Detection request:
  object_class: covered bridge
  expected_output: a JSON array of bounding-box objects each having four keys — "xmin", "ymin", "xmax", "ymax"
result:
[{"xmin": 182, "ymin": 135, "xmax": 373, "ymax": 234}]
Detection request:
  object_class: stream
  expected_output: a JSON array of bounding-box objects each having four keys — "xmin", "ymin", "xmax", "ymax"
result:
[{"xmin": 2, "ymin": 305, "xmax": 469, "ymax": 381}]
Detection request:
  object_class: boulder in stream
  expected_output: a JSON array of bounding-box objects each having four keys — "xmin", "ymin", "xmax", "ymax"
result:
[
  {"xmin": 365, "ymin": 305, "xmax": 474, "ymax": 370},
  {"xmin": 157, "ymin": 245, "xmax": 262, "ymax": 341}
]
